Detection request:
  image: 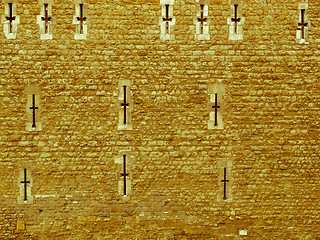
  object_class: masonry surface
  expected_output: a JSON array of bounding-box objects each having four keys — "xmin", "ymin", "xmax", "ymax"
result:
[{"xmin": 0, "ymin": 0, "xmax": 319, "ymax": 239}]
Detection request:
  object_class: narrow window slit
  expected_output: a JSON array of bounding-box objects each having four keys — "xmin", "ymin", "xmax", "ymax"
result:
[
  {"xmin": 25, "ymin": 86, "xmax": 42, "ymax": 131},
  {"xmin": 115, "ymin": 152, "xmax": 132, "ymax": 198},
  {"xmin": 298, "ymin": 9, "xmax": 307, "ymax": 40},
  {"xmin": 211, "ymin": 94, "xmax": 220, "ymax": 127},
  {"xmin": 29, "ymin": 94, "xmax": 38, "ymax": 128},
  {"xmin": 118, "ymin": 81, "xmax": 132, "ymax": 130},
  {"xmin": 197, "ymin": 4, "xmax": 207, "ymax": 34},
  {"xmin": 162, "ymin": 4, "xmax": 172, "ymax": 34},
  {"xmin": 21, "ymin": 169, "xmax": 31, "ymax": 201},
  {"xmin": 296, "ymin": 3, "xmax": 309, "ymax": 44},
  {"xmin": 77, "ymin": 4, "xmax": 86, "ymax": 34},
  {"xmin": 6, "ymin": 3, "xmax": 15, "ymax": 33},
  {"xmin": 121, "ymin": 86, "xmax": 129, "ymax": 125},
  {"xmin": 3, "ymin": 1, "xmax": 19, "ymax": 39},
  {"xmin": 221, "ymin": 167, "xmax": 229, "ymax": 200},
  {"xmin": 121, "ymin": 155, "xmax": 129, "ymax": 196},
  {"xmin": 227, "ymin": 1, "xmax": 244, "ymax": 40},
  {"xmin": 159, "ymin": 0, "xmax": 175, "ymax": 40},
  {"xmin": 231, "ymin": 4, "xmax": 240, "ymax": 34},
  {"xmin": 194, "ymin": 1, "xmax": 210, "ymax": 40},
  {"xmin": 41, "ymin": 4, "xmax": 51, "ymax": 34},
  {"xmin": 208, "ymin": 83, "xmax": 225, "ymax": 129}
]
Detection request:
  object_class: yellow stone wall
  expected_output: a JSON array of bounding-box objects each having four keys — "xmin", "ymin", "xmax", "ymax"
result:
[{"xmin": 0, "ymin": 0, "xmax": 319, "ymax": 239}]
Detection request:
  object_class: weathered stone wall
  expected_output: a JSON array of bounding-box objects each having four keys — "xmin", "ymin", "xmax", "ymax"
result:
[{"xmin": 0, "ymin": 0, "xmax": 319, "ymax": 239}]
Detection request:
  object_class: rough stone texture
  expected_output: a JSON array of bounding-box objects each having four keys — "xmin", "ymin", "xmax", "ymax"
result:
[{"xmin": 0, "ymin": 0, "xmax": 320, "ymax": 239}]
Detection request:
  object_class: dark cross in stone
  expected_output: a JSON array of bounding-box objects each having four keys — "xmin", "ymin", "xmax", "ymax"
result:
[
  {"xmin": 41, "ymin": 3, "xmax": 51, "ymax": 34},
  {"xmin": 221, "ymin": 167, "xmax": 229, "ymax": 200},
  {"xmin": 298, "ymin": 9, "xmax": 308, "ymax": 40},
  {"xmin": 197, "ymin": 4, "xmax": 207, "ymax": 34},
  {"xmin": 121, "ymin": 85, "xmax": 129, "ymax": 125},
  {"xmin": 77, "ymin": 4, "xmax": 86, "ymax": 34},
  {"xmin": 211, "ymin": 94, "xmax": 220, "ymax": 127},
  {"xmin": 21, "ymin": 169, "xmax": 30, "ymax": 201},
  {"xmin": 29, "ymin": 94, "xmax": 38, "ymax": 128},
  {"xmin": 162, "ymin": 4, "xmax": 172, "ymax": 34},
  {"xmin": 6, "ymin": 3, "xmax": 15, "ymax": 34},
  {"xmin": 231, "ymin": 4, "xmax": 241, "ymax": 34},
  {"xmin": 121, "ymin": 155, "xmax": 129, "ymax": 196}
]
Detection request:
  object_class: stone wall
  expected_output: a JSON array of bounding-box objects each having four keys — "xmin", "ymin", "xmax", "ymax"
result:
[{"xmin": 0, "ymin": 0, "xmax": 319, "ymax": 239}]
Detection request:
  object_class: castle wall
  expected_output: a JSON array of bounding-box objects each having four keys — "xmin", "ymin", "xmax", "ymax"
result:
[{"xmin": 0, "ymin": 0, "xmax": 319, "ymax": 239}]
